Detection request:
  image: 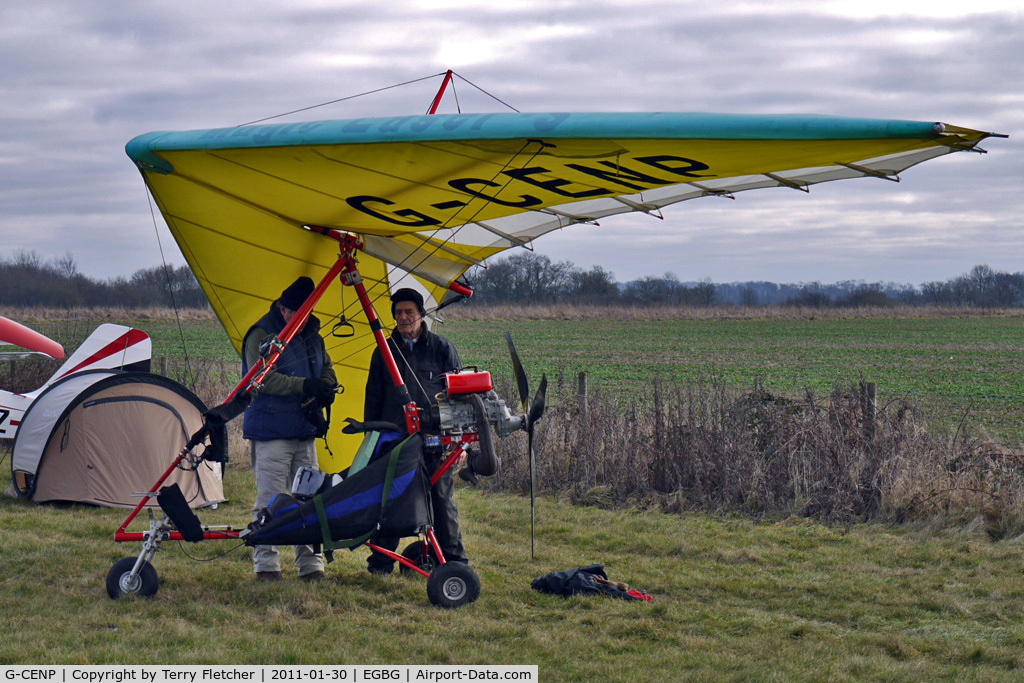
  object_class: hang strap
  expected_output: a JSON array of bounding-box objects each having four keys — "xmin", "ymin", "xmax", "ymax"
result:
[{"xmin": 314, "ymin": 495, "xmax": 376, "ymax": 563}]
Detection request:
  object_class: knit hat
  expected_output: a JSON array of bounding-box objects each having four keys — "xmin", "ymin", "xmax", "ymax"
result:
[
  {"xmin": 279, "ymin": 277, "xmax": 315, "ymax": 311},
  {"xmin": 391, "ymin": 288, "xmax": 425, "ymax": 316}
]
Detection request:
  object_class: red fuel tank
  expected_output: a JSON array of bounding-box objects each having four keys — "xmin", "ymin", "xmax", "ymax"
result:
[{"xmin": 445, "ymin": 370, "xmax": 492, "ymax": 395}]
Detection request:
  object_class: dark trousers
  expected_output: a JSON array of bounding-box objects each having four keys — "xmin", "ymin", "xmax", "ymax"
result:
[{"xmin": 367, "ymin": 453, "xmax": 467, "ymax": 571}]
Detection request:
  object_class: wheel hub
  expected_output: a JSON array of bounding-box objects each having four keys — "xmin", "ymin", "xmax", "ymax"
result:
[
  {"xmin": 119, "ymin": 572, "xmax": 142, "ymax": 594},
  {"xmin": 443, "ymin": 577, "xmax": 467, "ymax": 600}
]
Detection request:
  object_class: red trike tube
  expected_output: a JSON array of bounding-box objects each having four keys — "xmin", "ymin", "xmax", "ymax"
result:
[
  {"xmin": 225, "ymin": 253, "xmax": 351, "ymax": 404},
  {"xmin": 116, "ymin": 251, "xmax": 351, "ymax": 540},
  {"xmin": 115, "ymin": 231, "xmax": 476, "ymax": 546},
  {"xmin": 364, "ymin": 528, "xmax": 447, "ymax": 578}
]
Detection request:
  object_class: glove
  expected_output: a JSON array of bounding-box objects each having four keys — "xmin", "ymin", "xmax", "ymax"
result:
[
  {"xmin": 302, "ymin": 378, "xmax": 336, "ymax": 406},
  {"xmin": 319, "ymin": 387, "xmax": 338, "ymax": 407}
]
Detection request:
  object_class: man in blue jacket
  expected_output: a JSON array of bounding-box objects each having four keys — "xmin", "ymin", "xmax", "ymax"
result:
[
  {"xmin": 363, "ymin": 288, "xmax": 467, "ymax": 574},
  {"xmin": 243, "ymin": 277, "xmax": 338, "ymax": 582}
]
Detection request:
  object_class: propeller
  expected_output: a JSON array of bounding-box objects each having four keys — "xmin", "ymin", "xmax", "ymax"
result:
[{"xmin": 506, "ymin": 332, "xmax": 547, "ymax": 559}]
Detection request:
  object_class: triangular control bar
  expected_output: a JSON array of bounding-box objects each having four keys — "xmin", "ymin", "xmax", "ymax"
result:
[{"xmin": 116, "ymin": 229, "xmax": 472, "ymax": 542}]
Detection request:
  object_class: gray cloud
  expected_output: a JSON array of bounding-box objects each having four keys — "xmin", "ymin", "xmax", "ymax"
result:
[{"xmin": 0, "ymin": 0, "xmax": 1019, "ymax": 285}]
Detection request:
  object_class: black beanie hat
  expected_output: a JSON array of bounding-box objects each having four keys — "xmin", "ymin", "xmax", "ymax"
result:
[
  {"xmin": 279, "ymin": 276, "xmax": 315, "ymax": 311},
  {"xmin": 391, "ymin": 288, "xmax": 425, "ymax": 316}
]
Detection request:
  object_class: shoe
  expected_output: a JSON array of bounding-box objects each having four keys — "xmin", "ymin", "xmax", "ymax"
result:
[
  {"xmin": 256, "ymin": 571, "xmax": 283, "ymax": 582},
  {"xmin": 299, "ymin": 570, "xmax": 327, "ymax": 582}
]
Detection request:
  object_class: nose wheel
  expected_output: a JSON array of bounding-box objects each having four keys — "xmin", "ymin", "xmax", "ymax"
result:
[{"xmin": 107, "ymin": 557, "xmax": 159, "ymax": 599}]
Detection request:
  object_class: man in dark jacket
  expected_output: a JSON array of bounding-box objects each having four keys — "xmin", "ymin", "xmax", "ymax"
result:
[
  {"xmin": 364, "ymin": 287, "xmax": 467, "ymax": 574},
  {"xmin": 243, "ymin": 276, "xmax": 338, "ymax": 582}
]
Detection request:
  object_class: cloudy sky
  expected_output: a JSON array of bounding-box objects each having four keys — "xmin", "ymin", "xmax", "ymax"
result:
[{"xmin": 1, "ymin": 0, "xmax": 1020, "ymax": 286}]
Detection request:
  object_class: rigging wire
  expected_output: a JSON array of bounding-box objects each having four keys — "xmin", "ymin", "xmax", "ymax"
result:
[
  {"xmin": 300, "ymin": 72, "xmax": 546, "ymax": 363},
  {"xmin": 238, "ymin": 73, "xmax": 447, "ymax": 127},
  {"xmin": 452, "ymin": 72, "xmax": 520, "ymax": 113},
  {"xmin": 246, "ymin": 70, "xmax": 537, "ymax": 364},
  {"xmin": 144, "ymin": 178, "xmax": 197, "ymax": 391},
  {"xmin": 451, "ymin": 78, "xmax": 461, "ymax": 113},
  {"xmin": 375, "ymin": 140, "xmax": 549, "ymax": 299},
  {"xmin": 323, "ymin": 138, "xmax": 553, "ymax": 368},
  {"xmin": 228, "ymin": 69, "xmax": 522, "ymax": 351},
  {"xmin": 239, "ymin": 70, "xmax": 518, "ymax": 127},
  {"xmin": 181, "ymin": 70, "xmax": 532, "ymax": 370}
]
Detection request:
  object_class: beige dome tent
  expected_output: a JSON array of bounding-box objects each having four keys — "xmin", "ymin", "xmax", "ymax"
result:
[{"xmin": 10, "ymin": 370, "xmax": 223, "ymax": 508}]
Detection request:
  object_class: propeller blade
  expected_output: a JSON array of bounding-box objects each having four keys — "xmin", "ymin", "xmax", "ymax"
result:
[
  {"xmin": 529, "ymin": 427, "xmax": 536, "ymax": 560},
  {"xmin": 506, "ymin": 332, "xmax": 530, "ymax": 413},
  {"xmin": 507, "ymin": 333, "xmax": 540, "ymax": 559},
  {"xmin": 528, "ymin": 374, "xmax": 547, "ymax": 428}
]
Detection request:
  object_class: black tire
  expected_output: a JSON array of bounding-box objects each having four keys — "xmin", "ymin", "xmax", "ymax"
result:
[
  {"xmin": 399, "ymin": 540, "xmax": 437, "ymax": 576},
  {"xmin": 106, "ymin": 557, "xmax": 159, "ymax": 599},
  {"xmin": 427, "ymin": 563, "xmax": 480, "ymax": 609}
]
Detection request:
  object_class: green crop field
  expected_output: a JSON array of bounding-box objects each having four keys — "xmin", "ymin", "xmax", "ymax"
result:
[
  {"xmin": 442, "ymin": 313, "xmax": 1024, "ymax": 444},
  {"xmin": 13, "ymin": 309, "xmax": 1024, "ymax": 443}
]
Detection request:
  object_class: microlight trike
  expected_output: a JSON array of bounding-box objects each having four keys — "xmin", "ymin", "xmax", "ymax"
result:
[
  {"xmin": 107, "ymin": 231, "xmax": 545, "ymax": 609},
  {"xmin": 112, "ymin": 73, "xmax": 1001, "ymax": 606}
]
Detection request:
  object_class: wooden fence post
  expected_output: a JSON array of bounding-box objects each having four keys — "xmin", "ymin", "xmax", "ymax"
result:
[
  {"xmin": 860, "ymin": 381, "xmax": 876, "ymax": 441},
  {"xmin": 577, "ymin": 371, "xmax": 588, "ymax": 414},
  {"xmin": 159, "ymin": 357, "xmax": 168, "ymax": 377}
]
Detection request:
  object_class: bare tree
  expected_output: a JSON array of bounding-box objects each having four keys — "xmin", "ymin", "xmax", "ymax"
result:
[{"xmin": 693, "ymin": 277, "xmax": 717, "ymax": 307}]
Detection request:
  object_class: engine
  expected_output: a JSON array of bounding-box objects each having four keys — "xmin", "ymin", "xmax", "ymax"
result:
[
  {"xmin": 431, "ymin": 371, "xmax": 523, "ymax": 438},
  {"xmin": 428, "ymin": 370, "xmax": 526, "ymax": 483}
]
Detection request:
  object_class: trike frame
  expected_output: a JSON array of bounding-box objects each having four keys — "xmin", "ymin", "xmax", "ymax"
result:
[{"xmin": 109, "ymin": 229, "xmax": 481, "ymax": 607}]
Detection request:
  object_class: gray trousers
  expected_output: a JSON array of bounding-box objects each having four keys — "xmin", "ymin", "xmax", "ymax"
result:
[{"xmin": 250, "ymin": 438, "xmax": 325, "ymax": 576}]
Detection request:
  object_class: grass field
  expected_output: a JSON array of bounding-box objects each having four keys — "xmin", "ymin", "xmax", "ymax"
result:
[
  {"xmin": 1, "ymin": 462, "xmax": 1023, "ymax": 679},
  {"xmin": 445, "ymin": 311, "xmax": 1024, "ymax": 445},
  {"xmin": 16, "ymin": 307, "xmax": 1022, "ymax": 442},
  {"xmin": 3, "ymin": 306, "xmax": 1023, "ymax": 678}
]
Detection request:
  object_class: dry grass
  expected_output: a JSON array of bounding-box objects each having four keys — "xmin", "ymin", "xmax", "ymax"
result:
[
  {"xmin": 444, "ymin": 303, "xmax": 1024, "ymax": 321},
  {"xmin": 1, "ymin": 306, "xmax": 218, "ymax": 322},
  {"xmin": 5, "ymin": 310, "xmax": 1024, "ymax": 677},
  {"xmin": 3, "ymin": 458, "xmax": 1023, "ymax": 678},
  {"xmin": 483, "ymin": 373, "xmax": 1024, "ymax": 537},
  {"xmin": 7, "ymin": 306, "xmax": 1023, "ymax": 536}
]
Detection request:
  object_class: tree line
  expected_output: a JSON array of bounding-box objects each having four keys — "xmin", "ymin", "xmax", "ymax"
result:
[
  {"xmin": 2, "ymin": 249, "xmax": 1022, "ymax": 310},
  {"xmin": 0, "ymin": 250, "xmax": 206, "ymax": 308},
  {"xmin": 465, "ymin": 254, "xmax": 1024, "ymax": 309}
]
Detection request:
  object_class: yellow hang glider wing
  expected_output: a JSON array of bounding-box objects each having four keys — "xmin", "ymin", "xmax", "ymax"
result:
[{"xmin": 126, "ymin": 112, "xmax": 1000, "ymax": 470}]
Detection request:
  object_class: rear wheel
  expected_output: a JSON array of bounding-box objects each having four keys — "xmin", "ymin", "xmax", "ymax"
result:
[
  {"xmin": 106, "ymin": 557, "xmax": 159, "ymax": 599},
  {"xmin": 399, "ymin": 540, "xmax": 437, "ymax": 576},
  {"xmin": 427, "ymin": 563, "xmax": 480, "ymax": 609}
]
